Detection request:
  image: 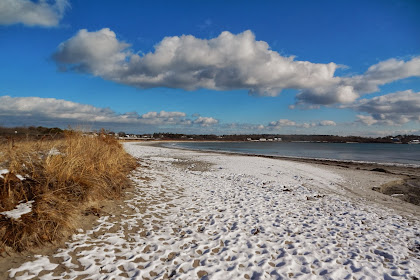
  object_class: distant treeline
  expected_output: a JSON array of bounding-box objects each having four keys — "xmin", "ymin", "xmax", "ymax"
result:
[
  {"xmin": 0, "ymin": 126, "xmax": 65, "ymax": 143},
  {"xmin": 1, "ymin": 126, "xmax": 418, "ymax": 144},
  {"xmin": 152, "ymin": 133, "xmax": 420, "ymax": 144}
]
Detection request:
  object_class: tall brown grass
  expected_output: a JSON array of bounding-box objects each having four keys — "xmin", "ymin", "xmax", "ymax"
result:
[{"xmin": 0, "ymin": 131, "xmax": 137, "ymax": 252}]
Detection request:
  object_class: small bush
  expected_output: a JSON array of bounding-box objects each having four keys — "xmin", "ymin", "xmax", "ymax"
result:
[{"xmin": 0, "ymin": 130, "xmax": 137, "ymax": 252}]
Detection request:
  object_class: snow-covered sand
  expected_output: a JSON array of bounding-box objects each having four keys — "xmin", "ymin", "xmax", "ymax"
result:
[{"xmin": 7, "ymin": 143, "xmax": 420, "ymax": 279}]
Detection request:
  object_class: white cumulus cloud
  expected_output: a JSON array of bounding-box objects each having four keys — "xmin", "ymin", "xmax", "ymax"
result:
[
  {"xmin": 53, "ymin": 28, "xmax": 420, "ymax": 106},
  {"xmin": 355, "ymin": 115, "xmax": 378, "ymax": 126},
  {"xmin": 0, "ymin": 0, "xmax": 69, "ymax": 27},
  {"xmin": 295, "ymin": 57, "xmax": 420, "ymax": 106},
  {"xmin": 193, "ymin": 117, "xmax": 219, "ymax": 127},
  {"xmin": 53, "ymin": 29, "xmax": 339, "ymax": 95},
  {"xmin": 140, "ymin": 111, "xmax": 190, "ymax": 125},
  {"xmin": 319, "ymin": 120, "xmax": 336, "ymax": 126},
  {"xmin": 348, "ymin": 90, "xmax": 420, "ymax": 125},
  {"xmin": 0, "ymin": 96, "xmax": 216, "ymax": 129},
  {"xmin": 269, "ymin": 119, "xmax": 297, "ymax": 127}
]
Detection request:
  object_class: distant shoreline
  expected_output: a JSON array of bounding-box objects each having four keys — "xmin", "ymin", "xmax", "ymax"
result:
[
  {"xmin": 120, "ymin": 138, "xmax": 417, "ymax": 144},
  {"xmin": 149, "ymin": 141, "xmax": 420, "ymax": 169}
]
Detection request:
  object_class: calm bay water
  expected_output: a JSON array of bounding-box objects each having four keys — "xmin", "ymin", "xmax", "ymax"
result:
[{"xmin": 165, "ymin": 142, "xmax": 420, "ymax": 166}]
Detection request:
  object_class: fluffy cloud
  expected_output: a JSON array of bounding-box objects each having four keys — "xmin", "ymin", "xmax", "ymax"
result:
[
  {"xmin": 139, "ymin": 111, "xmax": 192, "ymax": 126},
  {"xmin": 53, "ymin": 28, "xmax": 420, "ymax": 106},
  {"xmin": 355, "ymin": 115, "xmax": 378, "ymax": 126},
  {"xmin": 267, "ymin": 119, "xmax": 336, "ymax": 130},
  {"xmin": 53, "ymin": 29, "xmax": 339, "ymax": 96},
  {"xmin": 269, "ymin": 119, "xmax": 297, "ymax": 127},
  {"xmin": 349, "ymin": 90, "xmax": 420, "ymax": 125},
  {"xmin": 217, "ymin": 123, "xmax": 266, "ymax": 134},
  {"xmin": 0, "ymin": 96, "xmax": 215, "ymax": 129},
  {"xmin": 295, "ymin": 85, "xmax": 359, "ymax": 107},
  {"xmin": 0, "ymin": 95, "xmax": 140, "ymax": 123},
  {"xmin": 141, "ymin": 111, "xmax": 186, "ymax": 119},
  {"xmin": 0, "ymin": 0, "xmax": 69, "ymax": 27},
  {"xmin": 53, "ymin": 28, "xmax": 130, "ymax": 74},
  {"xmin": 319, "ymin": 120, "xmax": 336, "ymax": 126},
  {"xmin": 193, "ymin": 117, "xmax": 219, "ymax": 127},
  {"xmin": 351, "ymin": 57, "xmax": 420, "ymax": 93},
  {"xmin": 295, "ymin": 57, "xmax": 420, "ymax": 106}
]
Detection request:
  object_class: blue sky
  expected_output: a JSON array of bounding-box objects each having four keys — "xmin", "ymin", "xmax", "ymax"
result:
[{"xmin": 0, "ymin": 0, "xmax": 419, "ymax": 135}]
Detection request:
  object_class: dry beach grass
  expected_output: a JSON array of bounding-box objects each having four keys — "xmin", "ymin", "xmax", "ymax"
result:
[{"xmin": 0, "ymin": 131, "xmax": 137, "ymax": 253}]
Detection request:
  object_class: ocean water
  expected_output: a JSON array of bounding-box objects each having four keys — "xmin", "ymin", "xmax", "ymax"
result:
[{"xmin": 165, "ymin": 141, "xmax": 420, "ymax": 166}]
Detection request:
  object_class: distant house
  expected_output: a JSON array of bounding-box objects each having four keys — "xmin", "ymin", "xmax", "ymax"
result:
[
  {"xmin": 259, "ymin": 138, "xmax": 267, "ymax": 142},
  {"xmin": 391, "ymin": 137, "xmax": 400, "ymax": 143}
]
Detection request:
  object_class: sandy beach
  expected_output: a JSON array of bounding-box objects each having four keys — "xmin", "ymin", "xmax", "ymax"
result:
[{"xmin": 2, "ymin": 142, "xmax": 419, "ymax": 279}]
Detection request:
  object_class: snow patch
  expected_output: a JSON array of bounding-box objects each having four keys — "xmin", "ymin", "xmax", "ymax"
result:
[
  {"xmin": 0, "ymin": 169, "xmax": 25, "ymax": 181},
  {"xmin": 9, "ymin": 256, "xmax": 58, "ymax": 280},
  {"xmin": 48, "ymin": 147, "xmax": 62, "ymax": 156},
  {"xmin": 0, "ymin": 169, "xmax": 9, "ymax": 178},
  {"xmin": 1, "ymin": 200, "xmax": 34, "ymax": 220}
]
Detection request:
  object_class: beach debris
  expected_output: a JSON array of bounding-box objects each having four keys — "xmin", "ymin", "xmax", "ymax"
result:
[{"xmin": 307, "ymin": 194, "xmax": 326, "ymax": 200}]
